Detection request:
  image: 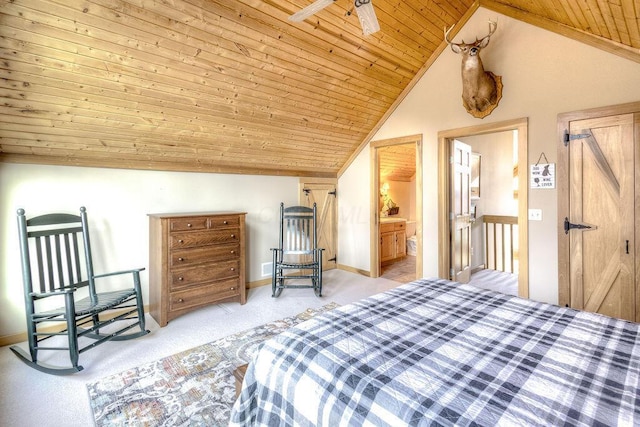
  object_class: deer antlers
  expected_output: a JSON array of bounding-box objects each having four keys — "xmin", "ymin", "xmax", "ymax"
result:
[{"xmin": 444, "ymin": 20, "xmax": 497, "ymax": 48}]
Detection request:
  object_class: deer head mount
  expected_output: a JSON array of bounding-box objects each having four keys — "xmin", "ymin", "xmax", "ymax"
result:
[{"xmin": 445, "ymin": 21, "xmax": 503, "ymax": 119}]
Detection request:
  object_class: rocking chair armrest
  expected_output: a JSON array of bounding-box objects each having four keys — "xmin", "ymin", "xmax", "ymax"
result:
[
  {"xmin": 93, "ymin": 267, "xmax": 146, "ymax": 279},
  {"xmin": 30, "ymin": 288, "xmax": 77, "ymax": 299}
]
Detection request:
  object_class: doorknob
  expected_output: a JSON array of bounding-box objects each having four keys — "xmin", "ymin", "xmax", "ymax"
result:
[{"xmin": 564, "ymin": 217, "xmax": 593, "ymax": 234}]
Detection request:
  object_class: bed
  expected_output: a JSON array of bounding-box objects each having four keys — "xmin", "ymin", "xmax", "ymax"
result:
[{"xmin": 229, "ymin": 278, "xmax": 640, "ymax": 426}]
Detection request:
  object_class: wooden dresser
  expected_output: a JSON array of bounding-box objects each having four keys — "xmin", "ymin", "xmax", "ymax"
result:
[{"xmin": 148, "ymin": 211, "xmax": 247, "ymax": 327}]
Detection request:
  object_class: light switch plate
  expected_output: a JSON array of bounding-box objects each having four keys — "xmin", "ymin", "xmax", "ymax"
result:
[{"xmin": 528, "ymin": 209, "xmax": 542, "ymax": 221}]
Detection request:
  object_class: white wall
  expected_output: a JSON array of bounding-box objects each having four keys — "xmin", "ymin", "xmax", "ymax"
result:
[
  {"xmin": 338, "ymin": 8, "xmax": 640, "ymax": 304},
  {"xmin": 0, "ymin": 163, "xmax": 300, "ymax": 336},
  {"xmin": 461, "ymin": 131, "xmax": 518, "ymax": 269},
  {"xmin": 337, "ymin": 148, "xmax": 371, "ymax": 271},
  {"xmin": 461, "ymin": 131, "xmax": 518, "ymax": 218},
  {"xmin": 382, "ymin": 180, "xmax": 413, "ymax": 220}
]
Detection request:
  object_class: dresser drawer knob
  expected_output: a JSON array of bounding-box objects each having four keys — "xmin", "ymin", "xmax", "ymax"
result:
[
  {"xmin": 231, "ymin": 234, "xmax": 235, "ymax": 238},
  {"xmin": 230, "ymin": 267, "xmax": 235, "ymax": 271},
  {"xmin": 178, "ymin": 257, "xmax": 184, "ymax": 261},
  {"xmin": 178, "ymin": 277, "xmax": 184, "ymax": 281},
  {"xmin": 223, "ymin": 220, "xmax": 228, "ymax": 224},
  {"xmin": 230, "ymin": 250, "xmax": 235, "ymax": 254},
  {"xmin": 177, "ymin": 298, "xmax": 184, "ymax": 303},
  {"xmin": 178, "ymin": 239, "xmax": 184, "ymax": 243},
  {"xmin": 187, "ymin": 223, "xmax": 192, "ymax": 228},
  {"xmin": 230, "ymin": 287, "xmax": 235, "ymax": 290}
]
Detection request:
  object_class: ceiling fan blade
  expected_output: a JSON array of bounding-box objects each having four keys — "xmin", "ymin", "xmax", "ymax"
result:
[
  {"xmin": 289, "ymin": 0, "xmax": 336, "ymax": 22},
  {"xmin": 354, "ymin": 0, "xmax": 380, "ymax": 35}
]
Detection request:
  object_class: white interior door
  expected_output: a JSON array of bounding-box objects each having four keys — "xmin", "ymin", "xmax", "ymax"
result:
[{"xmin": 451, "ymin": 139, "xmax": 472, "ymax": 283}]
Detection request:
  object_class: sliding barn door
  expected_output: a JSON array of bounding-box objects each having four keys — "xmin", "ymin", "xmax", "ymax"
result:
[
  {"xmin": 451, "ymin": 140, "xmax": 472, "ymax": 283},
  {"xmin": 566, "ymin": 114, "xmax": 635, "ymax": 321}
]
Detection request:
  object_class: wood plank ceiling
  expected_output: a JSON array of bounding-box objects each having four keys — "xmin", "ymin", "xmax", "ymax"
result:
[
  {"xmin": 0, "ymin": 0, "xmax": 638, "ymax": 178},
  {"xmin": 379, "ymin": 143, "xmax": 416, "ymax": 182}
]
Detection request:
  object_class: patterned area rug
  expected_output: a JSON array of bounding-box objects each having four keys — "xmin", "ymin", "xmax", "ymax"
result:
[{"xmin": 87, "ymin": 302, "xmax": 339, "ymax": 427}]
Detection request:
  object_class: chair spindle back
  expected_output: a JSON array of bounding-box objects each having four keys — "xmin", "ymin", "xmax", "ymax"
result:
[
  {"xmin": 280, "ymin": 205, "xmax": 317, "ymax": 255},
  {"xmin": 17, "ymin": 209, "xmax": 93, "ymax": 296}
]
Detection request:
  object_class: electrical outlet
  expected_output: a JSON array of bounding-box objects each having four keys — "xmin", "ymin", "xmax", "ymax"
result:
[{"xmin": 528, "ymin": 209, "xmax": 542, "ymax": 221}]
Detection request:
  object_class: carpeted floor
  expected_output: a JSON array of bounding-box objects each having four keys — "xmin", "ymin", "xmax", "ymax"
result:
[{"xmin": 87, "ymin": 302, "xmax": 339, "ymax": 427}]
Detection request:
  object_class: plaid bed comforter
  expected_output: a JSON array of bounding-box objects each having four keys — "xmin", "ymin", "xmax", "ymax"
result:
[{"xmin": 229, "ymin": 278, "xmax": 640, "ymax": 426}]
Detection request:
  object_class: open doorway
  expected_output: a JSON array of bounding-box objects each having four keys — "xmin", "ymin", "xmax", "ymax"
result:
[
  {"xmin": 370, "ymin": 134, "xmax": 423, "ymax": 280},
  {"xmin": 438, "ymin": 118, "xmax": 529, "ymax": 298}
]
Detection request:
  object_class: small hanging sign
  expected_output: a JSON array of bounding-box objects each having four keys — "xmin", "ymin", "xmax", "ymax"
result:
[
  {"xmin": 531, "ymin": 152, "xmax": 555, "ymax": 189},
  {"xmin": 531, "ymin": 163, "xmax": 555, "ymax": 189}
]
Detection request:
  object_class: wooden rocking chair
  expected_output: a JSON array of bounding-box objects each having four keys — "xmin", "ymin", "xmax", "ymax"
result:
[
  {"xmin": 271, "ymin": 203, "xmax": 324, "ymax": 297},
  {"xmin": 10, "ymin": 207, "xmax": 149, "ymax": 374}
]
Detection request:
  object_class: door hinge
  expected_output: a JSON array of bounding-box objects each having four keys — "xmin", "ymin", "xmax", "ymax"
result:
[
  {"xmin": 450, "ymin": 212, "xmax": 454, "ymax": 220},
  {"xmin": 564, "ymin": 217, "xmax": 594, "ymax": 234},
  {"xmin": 450, "ymin": 268, "xmax": 455, "ymax": 279},
  {"xmin": 563, "ymin": 130, "xmax": 591, "ymax": 147}
]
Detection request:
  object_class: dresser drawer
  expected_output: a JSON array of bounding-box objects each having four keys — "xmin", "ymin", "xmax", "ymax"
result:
[
  {"xmin": 171, "ymin": 243, "xmax": 240, "ymax": 268},
  {"xmin": 170, "ymin": 217, "xmax": 208, "ymax": 231},
  {"xmin": 169, "ymin": 278, "xmax": 241, "ymax": 312},
  {"xmin": 171, "ymin": 228, "xmax": 240, "ymax": 249},
  {"xmin": 209, "ymin": 215, "xmax": 241, "ymax": 229},
  {"xmin": 394, "ymin": 222, "xmax": 406, "ymax": 231},
  {"xmin": 380, "ymin": 223, "xmax": 395, "ymax": 233},
  {"xmin": 170, "ymin": 259, "xmax": 240, "ymax": 288}
]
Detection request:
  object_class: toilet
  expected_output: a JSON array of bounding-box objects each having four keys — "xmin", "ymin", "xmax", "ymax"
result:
[{"xmin": 406, "ymin": 221, "xmax": 417, "ymax": 256}]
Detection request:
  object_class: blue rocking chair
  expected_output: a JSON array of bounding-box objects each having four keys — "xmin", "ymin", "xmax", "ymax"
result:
[
  {"xmin": 271, "ymin": 203, "xmax": 324, "ymax": 297},
  {"xmin": 11, "ymin": 207, "xmax": 149, "ymax": 374}
]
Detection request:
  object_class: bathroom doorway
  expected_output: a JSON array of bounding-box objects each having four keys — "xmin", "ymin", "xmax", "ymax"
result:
[{"xmin": 370, "ymin": 134, "xmax": 423, "ymax": 280}]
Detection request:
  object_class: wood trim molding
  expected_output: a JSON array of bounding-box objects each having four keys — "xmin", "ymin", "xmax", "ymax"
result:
[
  {"xmin": 337, "ymin": 264, "xmax": 371, "ymax": 277},
  {"xmin": 0, "ymin": 154, "xmax": 338, "ymax": 178},
  {"xmin": 370, "ymin": 134, "xmax": 423, "ymax": 279}
]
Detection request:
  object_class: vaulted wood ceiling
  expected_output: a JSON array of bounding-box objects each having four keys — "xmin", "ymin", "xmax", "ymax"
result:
[
  {"xmin": 1, "ymin": 0, "xmax": 638, "ymax": 177},
  {"xmin": 379, "ymin": 143, "xmax": 416, "ymax": 182}
]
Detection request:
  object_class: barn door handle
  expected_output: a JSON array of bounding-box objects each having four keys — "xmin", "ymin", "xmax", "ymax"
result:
[{"xmin": 564, "ymin": 217, "xmax": 593, "ymax": 234}]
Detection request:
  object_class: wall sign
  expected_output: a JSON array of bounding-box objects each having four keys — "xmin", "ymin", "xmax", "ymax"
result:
[{"xmin": 530, "ymin": 163, "xmax": 555, "ymax": 189}]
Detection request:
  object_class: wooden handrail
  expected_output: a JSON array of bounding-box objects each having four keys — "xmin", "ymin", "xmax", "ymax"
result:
[
  {"xmin": 483, "ymin": 215, "xmax": 517, "ymax": 225},
  {"xmin": 481, "ymin": 215, "xmax": 518, "ymax": 273}
]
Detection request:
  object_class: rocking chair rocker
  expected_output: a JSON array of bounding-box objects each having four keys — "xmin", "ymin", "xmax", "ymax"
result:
[
  {"xmin": 271, "ymin": 203, "xmax": 324, "ymax": 297},
  {"xmin": 11, "ymin": 207, "xmax": 149, "ymax": 374}
]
